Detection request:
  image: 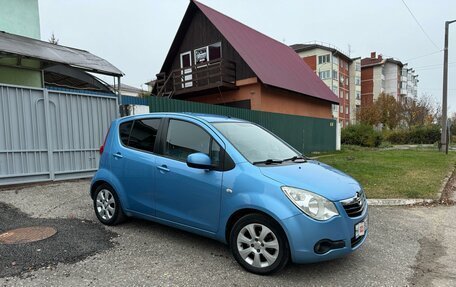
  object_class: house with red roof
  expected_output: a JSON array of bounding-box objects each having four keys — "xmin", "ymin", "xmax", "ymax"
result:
[{"xmin": 154, "ymin": 0, "xmax": 338, "ymax": 119}]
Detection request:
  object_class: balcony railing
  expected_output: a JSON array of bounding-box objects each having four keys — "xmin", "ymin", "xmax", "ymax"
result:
[{"xmin": 156, "ymin": 59, "xmax": 236, "ymax": 98}]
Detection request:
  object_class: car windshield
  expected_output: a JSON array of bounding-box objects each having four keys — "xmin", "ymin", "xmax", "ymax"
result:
[{"xmin": 212, "ymin": 122, "xmax": 300, "ymax": 164}]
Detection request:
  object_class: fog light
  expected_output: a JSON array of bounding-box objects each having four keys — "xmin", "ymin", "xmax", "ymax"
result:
[{"xmin": 314, "ymin": 239, "xmax": 345, "ymax": 254}]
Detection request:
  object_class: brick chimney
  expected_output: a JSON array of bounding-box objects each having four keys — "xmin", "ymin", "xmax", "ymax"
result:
[
  {"xmin": 378, "ymin": 54, "xmax": 383, "ymax": 61},
  {"xmin": 370, "ymin": 52, "xmax": 376, "ymax": 59}
]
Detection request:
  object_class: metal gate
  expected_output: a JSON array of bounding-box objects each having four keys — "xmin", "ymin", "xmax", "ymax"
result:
[{"xmin": 0, "ymin": 84, "xmax": 118, "ymax": 186}]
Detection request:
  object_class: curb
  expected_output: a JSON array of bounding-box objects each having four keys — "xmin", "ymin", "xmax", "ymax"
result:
[{"xmin": 367, "ymin": 198, "xmax": 435, "ymax": 206}]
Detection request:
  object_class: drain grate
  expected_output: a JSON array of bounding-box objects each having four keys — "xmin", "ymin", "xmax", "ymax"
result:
[{"xmin": 0, "ymin": 227, "xmax": 57, "ymax": 245}]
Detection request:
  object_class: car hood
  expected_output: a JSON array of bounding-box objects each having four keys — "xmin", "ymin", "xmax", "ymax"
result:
[{"xmin": 259, "ymin": 160, "xmax": 361, "ymax": 201}]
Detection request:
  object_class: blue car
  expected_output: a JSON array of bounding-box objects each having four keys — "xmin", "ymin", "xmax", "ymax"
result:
[{"xmin": 91, "ymin": 113, "xmax": 368, "ymax": 274}]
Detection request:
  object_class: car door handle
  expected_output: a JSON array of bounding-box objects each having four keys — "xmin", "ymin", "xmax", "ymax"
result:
[
  {"xmin": 157, "ymin": 165, "xmax": 170, "ymax": 172},
  {"xmin": 113, "ymin": 152, "xmax": 123, "ymax": 159}
]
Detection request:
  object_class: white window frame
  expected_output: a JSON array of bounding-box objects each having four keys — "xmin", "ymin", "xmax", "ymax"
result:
[{"xmin": 318, "ymin": 54, "xmax": 331, "ymax": 64}]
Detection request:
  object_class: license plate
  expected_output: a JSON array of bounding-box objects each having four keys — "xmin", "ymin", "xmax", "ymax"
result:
[{"xmin": 355, "ymin": 217, "xmax": 368, "ymax": 239}]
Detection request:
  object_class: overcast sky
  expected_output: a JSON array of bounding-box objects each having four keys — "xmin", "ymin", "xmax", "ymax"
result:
[{"xmin": 39, "ymin": 0, "xmax": 456, "ymax": 111}]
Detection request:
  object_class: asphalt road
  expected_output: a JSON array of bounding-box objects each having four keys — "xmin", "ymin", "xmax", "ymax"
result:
[{"xmin": 0, "ymin": 180, "xmax": 455, "ymax": 287}]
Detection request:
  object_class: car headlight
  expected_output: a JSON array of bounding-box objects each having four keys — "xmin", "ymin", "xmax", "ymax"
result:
[{"xmin": 281, "ymin": 186, "xmax": 339, "ymax": 221}]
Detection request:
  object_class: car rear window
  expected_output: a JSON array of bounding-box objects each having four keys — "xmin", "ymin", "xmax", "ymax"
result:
[{"xmin": 119, "ymin": 118, "xmax": 161, "ymax": 153}]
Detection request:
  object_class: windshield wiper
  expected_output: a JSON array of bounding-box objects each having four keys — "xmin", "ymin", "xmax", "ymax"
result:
[
  {"xmin": 252, "ymin": 159, "xmax": 283, "ymax": 165},
  {"xmin": 282, "ymin": 155, "xmax": 307, "ymax": 163}
]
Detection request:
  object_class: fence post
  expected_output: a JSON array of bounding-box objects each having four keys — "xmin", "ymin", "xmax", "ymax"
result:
[
  {"xmin": 43, "ymin": 88, "xmax": 55, "ymax": 180},
  {"xmin": 336, "ymin": 121, "xmax": 341, "ymax": 151}
]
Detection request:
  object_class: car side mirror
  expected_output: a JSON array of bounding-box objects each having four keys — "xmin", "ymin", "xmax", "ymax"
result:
[{"xmin": 186, "ymin": 152, "xmax": 212, "ymax": 170}]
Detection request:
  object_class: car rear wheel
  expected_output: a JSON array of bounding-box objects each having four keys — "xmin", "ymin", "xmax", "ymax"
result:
[
  {"xmin": 230, "ymin": 213, "xmax": 290, "ymax": 275},
  {"xmin": 93, "ymin": 184, "xmax": 126, "ymax": 225}
]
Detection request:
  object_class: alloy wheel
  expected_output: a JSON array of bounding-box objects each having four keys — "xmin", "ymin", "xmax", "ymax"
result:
[
  {"xmin": 96, "ymin": 189, "xmax": 116, "ymax": 220},
  {"xmin": 236, "ymin": 223, "xmax": 280, "ymax": 268}
]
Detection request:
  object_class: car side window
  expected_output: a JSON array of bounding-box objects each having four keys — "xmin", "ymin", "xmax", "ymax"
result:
[
  {"xmin": 164, "ymin": 120, "xmax": 211, "ymax": 162},
  {"xmin": 128, "ymin": 119, "xmax": 161, "ymax": 152},
  {"xmin": 119, "ymin": 121, "xmax": 134, "ymax": 146}
]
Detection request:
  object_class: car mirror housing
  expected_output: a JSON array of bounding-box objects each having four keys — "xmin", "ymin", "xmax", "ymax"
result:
[{"xmin": 186, "ymin": 152, "xmax": 212, "ymax": 170}]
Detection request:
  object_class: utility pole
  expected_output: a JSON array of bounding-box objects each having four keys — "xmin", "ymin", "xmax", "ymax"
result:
[{"xmin": 441, "ymin": 20, "xmax": 456, "ymax": 153}]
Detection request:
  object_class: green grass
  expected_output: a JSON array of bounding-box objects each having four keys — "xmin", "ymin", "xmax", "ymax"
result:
[{"xmin": 317, "ymin": 148, "xmax": 456, "ymax": 199}]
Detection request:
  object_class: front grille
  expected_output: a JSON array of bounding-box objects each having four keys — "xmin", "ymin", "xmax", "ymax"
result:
[{"xmin": 341, "ymin": 190, "xmax": 366, "ymax": 217}]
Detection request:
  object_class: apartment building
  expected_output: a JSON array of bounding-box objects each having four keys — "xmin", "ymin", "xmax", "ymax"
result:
[
  {"xmin": 361, "ymin": 52, "xmax": 418, "ymax": 106},
  {"xmin": 291, "ymin": 42, "xmax": 361, "ymax": 127}
]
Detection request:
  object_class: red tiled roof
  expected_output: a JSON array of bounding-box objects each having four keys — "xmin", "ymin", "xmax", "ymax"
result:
[{"xmin": 192, "ymin": 0, "xmax": 338, "ymax": 104}]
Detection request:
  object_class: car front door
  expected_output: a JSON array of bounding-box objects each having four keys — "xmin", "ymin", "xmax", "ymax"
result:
[
  {"xmin": 155, "ymin": 118, "xmax": 223, "ymax": 233},
  {"xmin": 112, "ymin": 117, "xmax": 162, "ymax": 216}
]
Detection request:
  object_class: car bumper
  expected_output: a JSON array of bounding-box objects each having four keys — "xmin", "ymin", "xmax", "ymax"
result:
[{"xmin": 281, "ymin": 204, "xmax": 368, "ymax": 264}]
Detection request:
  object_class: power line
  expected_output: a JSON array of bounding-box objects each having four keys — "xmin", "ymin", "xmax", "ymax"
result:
[
  {"xmin": 400, "ymin": 0, "xmax": 440, "ymax": 50},
  {"xmin": 414, "ymin": 62, "xmax": 456, "ymax": 71},
  {"xmin": 405, "ymin": 50, "xmax": 443, "ymax": 61},
  {"xmin": 414, "ymin": 62, "xmax": 456, "ymax": 69}
]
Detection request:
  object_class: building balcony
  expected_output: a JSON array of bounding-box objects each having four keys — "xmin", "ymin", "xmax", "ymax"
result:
[{"xmin": 155, "ymin": 59, "xmax": 237, "ymax": 98}]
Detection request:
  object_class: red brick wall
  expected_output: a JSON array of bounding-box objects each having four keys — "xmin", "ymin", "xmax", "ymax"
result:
[
  {"xmin": 188, "ymin": 77, "xmax": 333, "ymax": 119},
  {"xmin": 361, "ymin": 67, "xmax": 374, "ymax": 106},
  {"xmin": 338, "ymin": 59, "xmax": 350, "ymax": 126},
  {"xmin": 303, "ymin": 56, "xmax": 317, "ymax": 72}
]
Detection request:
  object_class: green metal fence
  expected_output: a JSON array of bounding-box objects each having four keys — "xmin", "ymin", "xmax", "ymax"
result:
[{"xmin": 149, "ymin": 97, "xmax": 336, "ymax": 154}]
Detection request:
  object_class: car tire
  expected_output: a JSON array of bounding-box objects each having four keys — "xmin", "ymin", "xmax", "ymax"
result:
[
  {"xmin": 93, "ymin": 184, "xmax": 126, "ymax": 225},
  {"xmin": 230, "ymin": 213, "xmax": 290, "ymax": 275}
]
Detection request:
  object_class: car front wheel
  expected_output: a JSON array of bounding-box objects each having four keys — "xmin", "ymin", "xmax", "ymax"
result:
[{"xmin": 230, "ymin": 213, "xmax": 290, "ymax": 275}]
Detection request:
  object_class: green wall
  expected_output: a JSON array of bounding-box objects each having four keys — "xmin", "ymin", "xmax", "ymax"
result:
[
  {"xmin": 149, "ymin": 97, "xmax": 336, "ymax": 154},
  {"xmin": 0, "ymin": 0, "xmax": 42, "ymax": 87},
  {"xmin": 0, "ymin": 0, "xmax": 41, "ymax": 39},
  {"xmin": 0, "ymin": 58, "xmax": 42, "ymax": 88}
]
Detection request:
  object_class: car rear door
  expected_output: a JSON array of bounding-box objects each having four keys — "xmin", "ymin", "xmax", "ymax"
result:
[{"xmin": 111, "ymin": 117, "xmax": 162, "ymax": 216}]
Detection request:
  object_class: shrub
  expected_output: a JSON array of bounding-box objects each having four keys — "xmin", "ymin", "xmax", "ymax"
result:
[
  {"xmin": 385, "ymin": 125, "xmax": 440, "ymax": 144},
  {"xmin": 341, "ymin": 124, "xmax": 383, "ymax": 147}
]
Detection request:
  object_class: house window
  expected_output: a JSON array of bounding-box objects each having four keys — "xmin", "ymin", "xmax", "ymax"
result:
[
  {"xmin": 332, "ymin": 85, "xmax": 338, "ymax": 93},
  {"xmin": 355, "ymin": 62, "xmax": 361, "ymax": 71},
  {"xmin": 333, "ymin": 56, "xmax": 339, "ymax": 66},
  {"xmin": 319, "ymin": 70, "xmax": 331, "ymax": 79},
  {"xmin": 194, "ymin": 42, "xmax": 222, "ymax": 64},
  {"xmin": 356, "ymin": 92, "xmax": 361, "ymax": 100},
  {"xmin": 346, "ymin": 106, "xmax": 349, "ymax": 114},
  {"xmin": 194, "ymin": 47, "xmax": 208, "ymax": 64},
  {"xmin": 332, "ymin": 70, "xmax": 338, "ymax": 80},
  {"xmin": 208, "ymin": 42, "xmax": 221, "ymax": 61},
  {"xmin": 318, "ymin": 54, "xmax": 331, "ymax": 64},
  {"xmin": 355, "ymin": 77, "xmax": 361, "ymax": 85}
]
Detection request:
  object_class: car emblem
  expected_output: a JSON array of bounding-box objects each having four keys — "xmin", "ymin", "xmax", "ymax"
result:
[{"xmin": 355, "ymin": 192, "xmax": 361, "ymax": 203}]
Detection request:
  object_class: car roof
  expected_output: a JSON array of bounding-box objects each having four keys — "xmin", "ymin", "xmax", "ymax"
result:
[{"xmin": 118, "ymin": 112, "xmax": 247, "ymax": 123}]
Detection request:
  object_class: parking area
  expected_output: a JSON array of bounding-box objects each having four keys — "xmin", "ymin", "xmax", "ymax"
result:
[{"xmin": 0, "ymin": 180, "xmax": 455, "ymax": 286}]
